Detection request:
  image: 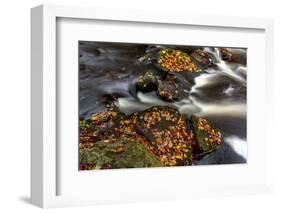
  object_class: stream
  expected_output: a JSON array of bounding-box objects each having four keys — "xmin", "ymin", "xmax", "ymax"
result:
[{"xmin": 79, "ymin": 41, "xmax": 247, "ymax": 165}]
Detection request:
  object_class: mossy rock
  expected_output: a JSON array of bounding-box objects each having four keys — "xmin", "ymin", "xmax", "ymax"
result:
[
  {"xmin": 79, "ymin": 137, "xmax": 163, "ymax": 170},
  {"xmin": 136, "ymin": 71, "xmax": 158, "ymax": 93},
  {"xmin": 135, "ymin": 106, "xmax": 181, "ymax": 141},
  {"xmin": 156, "ymin": 48, "xmax": 199, "ymax": 73},
  {"xmin": 190, "ymin": 115, "xmax": 222, "ymax": 155},
  {"xmin": 135, "ymin": 106, "xmax": 194, "ymax": 166}
]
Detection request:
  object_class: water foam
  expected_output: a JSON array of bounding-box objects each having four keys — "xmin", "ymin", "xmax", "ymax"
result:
[{"xmin": 224, "ymin": 136, "xmax": 247, "ymax": 160}]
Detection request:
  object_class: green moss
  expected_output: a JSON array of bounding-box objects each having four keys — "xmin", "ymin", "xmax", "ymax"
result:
[
  {"xmin": 190, "ymin": 115, "xmax": 221, "ymax": 154},
  {"xmin": 80, "ymin": 137, "xmax": 163, "ymax": 169},
  {"xmin": 79, "ymin": 119, "xmax": 91, "ymax": 129},
  {"xmin": 158, "ymin": 48, "xmax": 172, "ymax": 57},
  {"xmin": 112, "ymin": 112, "xmax": 127, "ymax": 123}
]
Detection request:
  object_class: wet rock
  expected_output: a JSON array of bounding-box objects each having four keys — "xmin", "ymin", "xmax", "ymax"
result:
[
  {"xmin": 190, "ymin": 49, "xmax": 215, "ymax": 68},
  {"xmin": 79, "ymin": 106, "xmax": 223, "ymax": 168},
  {"xmin": 157, "ymin": 76, "xmax": 180, "ymax": 101},
  {"xmin": 190, "ymin": 115, "xmax": 222, "ymax": 157},
  {"xmin": 136, "ymin": 71, "xmax": 158, "ymax": 92},
  {"xmin": 79, "ymin": 106, "xmax": 128, "ymax": 147},
  {"xmin": 156, "ymin": 48, "xmax": 198, "ymax": 73},
  {"xmin": 220, "ymin": 48, "xmax": 233, "ymax": 61},
  {"xmin": 99, "ymin": 94, "xmax": 118, "ymax": 106},
  {"xmin": 135, "ymin": 106, "xmax": 194, "ymax": 166},
  {"xmin": 219, "ymin": 48, "xmax": 246, "ymax": 65},
  {"xmin": 80, "ymin": 137, "xmax": 163, "ymax": 170}
]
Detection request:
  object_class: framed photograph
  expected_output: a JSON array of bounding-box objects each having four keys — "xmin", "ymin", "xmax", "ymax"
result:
[{"xmin": 31, "ymin": 4, "xmax": 274, "ymax": 208}]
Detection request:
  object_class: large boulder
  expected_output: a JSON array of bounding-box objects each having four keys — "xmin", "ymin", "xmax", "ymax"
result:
[
  {"xmin": 80, "ymin": 137, "xmax": 163, "ymax": 170},
  {"xmin": 135, "ymin": 106, "xmax": 194, "ymax": 166},
  {"xmin": 80, "ymin": 106, "xmax": 193, "ymax": 168},
  {"xmin": 79, "ymin": 106, "xmax": 223, "ymax": 168},
  {"xmin": 156, "ymin": 48, "xmax": 198, "ymax": 73}
]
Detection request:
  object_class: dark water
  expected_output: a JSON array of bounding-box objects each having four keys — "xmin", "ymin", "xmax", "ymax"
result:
[{"xmin": 79, "ymin": 41, "xmax": 247, "ymax": 165}]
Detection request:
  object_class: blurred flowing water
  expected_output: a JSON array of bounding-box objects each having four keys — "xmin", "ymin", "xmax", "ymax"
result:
[{"xmin": 79, "ymin": 41, "xmax": 247, "ymax": 165}]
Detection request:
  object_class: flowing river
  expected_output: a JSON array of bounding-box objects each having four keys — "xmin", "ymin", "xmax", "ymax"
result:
[{"xmin": 79, "ymin": 41, "xmax": 247, "ymax": 165}]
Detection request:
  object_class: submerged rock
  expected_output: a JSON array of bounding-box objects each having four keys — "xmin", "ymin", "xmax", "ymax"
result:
[
  {"xmin": 80, "ymin": 137, "xmax": 163, "ymax": 169},
  {"xmin": 190, "ymin": 115, "xmax": 222, "ymax": 156},
  {"xmin": 136, "ymin": 71, "xmax": 158, "ymax": 92},
  {"xmin": 156, "ymin": 48, "xmax": 198, "ymax": 73}
]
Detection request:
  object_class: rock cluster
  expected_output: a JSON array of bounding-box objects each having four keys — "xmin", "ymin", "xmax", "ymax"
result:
[
  {"xmin": 136, "ymin": 48, "xmax": 216, "ymax": 102},
  {"xmin": 136, "ymin": 71, "xmax": 182, "ymax": 102},
  {"xmin": 80, "ymin": 106, "xmax": 221, "ymax": 170}
]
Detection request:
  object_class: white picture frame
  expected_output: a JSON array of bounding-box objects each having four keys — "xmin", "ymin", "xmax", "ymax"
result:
[{"xmin": 31, "ymin": 4, "xmax": 274, "ymax": 208}]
